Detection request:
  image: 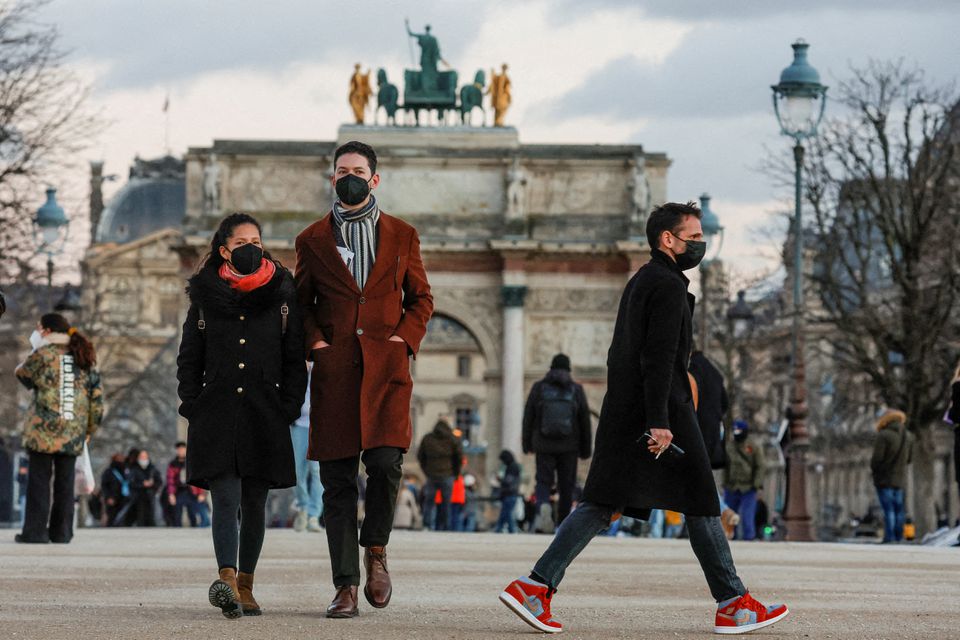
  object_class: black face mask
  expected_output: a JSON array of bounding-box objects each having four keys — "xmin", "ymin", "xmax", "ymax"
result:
[
  {"xmin": 672, "ymin": 234, "xmax": 707, "ymax": 270},
  {"xmin": 228, "ymin": 243, "xmax": 263, "ymax": 275},
  {"xmin": 335, "ymin": 174, "xmax": 371, "ymax": 206}
]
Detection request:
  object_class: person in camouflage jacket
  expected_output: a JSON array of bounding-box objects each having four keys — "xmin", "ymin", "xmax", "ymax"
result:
[{"xmin": 15, "ymin": 313, "xmax": 103, "ymax": 544}]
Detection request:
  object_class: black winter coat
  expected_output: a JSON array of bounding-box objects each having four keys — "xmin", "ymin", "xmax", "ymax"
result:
[
  {"xmin": 177, "ymin": 263, "xmax": 308, "ymax": 490},
  {"xmin": 581, "ymin": 251, "xmax": 720, "ymax": 518},
  {"xmin": 522, "ymin": 369, "xmax": 593, "ymax": 457},
  {"xmin": 689, "ymin": 351, "xmax": 729, "ymax": 470}
]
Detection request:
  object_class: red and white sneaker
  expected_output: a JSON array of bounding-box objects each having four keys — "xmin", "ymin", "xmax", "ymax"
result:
[
  {"xmin": 499, "ymin": 576, "xmax": 563, "ymax": 633},
  {"xmin": 714, "ymin": 592, "xmax": 789, "ymax": 634}
]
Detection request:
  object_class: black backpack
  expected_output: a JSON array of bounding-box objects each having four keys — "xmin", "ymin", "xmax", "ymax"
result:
[{"xmin": 539, "ymin": 384, "xmax": 577, "ymax": 439}]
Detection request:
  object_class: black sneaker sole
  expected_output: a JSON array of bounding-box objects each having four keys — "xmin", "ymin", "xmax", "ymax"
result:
[{"xmin": 208, "ymin": 580, "xmax": 243, "ymax": 619}]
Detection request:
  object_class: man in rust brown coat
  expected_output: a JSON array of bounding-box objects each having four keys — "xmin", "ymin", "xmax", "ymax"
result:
[{"xmin": 295, "ymin": 140, "xmax": 433, "ymax": 618}]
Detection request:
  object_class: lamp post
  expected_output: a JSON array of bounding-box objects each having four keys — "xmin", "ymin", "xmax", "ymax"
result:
[
  {"xmin": 726, "ymin": 290, "xmax": 755, "ymax": 418},
  {"xmin": 697, "ymin": 193, "xmax": 724, "ymax": 353},
  {"xmin": 34, "ymin": 187, "xmax": 70, "ymax": 309},
  {"xmin": 771, "ymin": 39, "xmax": 827, "ymax": 542}
]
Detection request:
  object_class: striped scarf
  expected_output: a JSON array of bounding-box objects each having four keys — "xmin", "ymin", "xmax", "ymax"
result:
[{"xmin": 332, "ymin": 194, "xmax": 380, "ymax": 289}]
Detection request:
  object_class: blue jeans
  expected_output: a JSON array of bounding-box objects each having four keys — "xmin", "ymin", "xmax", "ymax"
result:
[
  {"xmin": 422, "ymin": 476, "xmax": 454, "ymax": 531},
  {"xmin": 290, "ymin": 426, "xmax": 323, "ymax": 518},
  {"xmin": 876, "ymin": 486, "xmax": 905, "ymax": 542},
  {"xmin": 172, "ymin": 491, "xmax": 200, "ymax": 527},
  {"xmin": 648, "ymin": 509, "xmax": 664, "ymax": 538},
  {"xmin": 531, "ymin": 501, "xmax": 746, "ymax": 602},
  {"xmin": 496, "ymin": 495, "xmax": 519, "ymax": 533},
  {"xmin": 724, "ymin": 489, "xmax": 758, "ymax": 541}
]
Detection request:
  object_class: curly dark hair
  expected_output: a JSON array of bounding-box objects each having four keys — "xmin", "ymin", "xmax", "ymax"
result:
[{"xmin": 334, "ymin": 140, "xmax": 378, "ymax": 174}]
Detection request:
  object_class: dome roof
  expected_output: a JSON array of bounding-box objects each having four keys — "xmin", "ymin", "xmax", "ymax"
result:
[{"xmin": 97, "ymin": 155, "xmax": 185, "ymax": 244}]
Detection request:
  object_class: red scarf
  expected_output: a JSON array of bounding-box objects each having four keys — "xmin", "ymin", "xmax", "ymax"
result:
[{"xmin": 219, "ymin": 258, "xmax": 276, "ymax": 292}]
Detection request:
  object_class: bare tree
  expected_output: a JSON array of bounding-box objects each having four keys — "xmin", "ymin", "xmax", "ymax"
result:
[
  {"xmin": 780, "ymin": 60, "xmax": 960, "ymax": 534},
  {"xmin": 0, "ymin": 0, "xmax": 99, "ymax": 282}
]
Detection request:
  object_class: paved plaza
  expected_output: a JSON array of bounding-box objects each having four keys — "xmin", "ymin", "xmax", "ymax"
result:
[{"xmin": 1, "ymin": 528, "xmax": 957, "ymax": 639}]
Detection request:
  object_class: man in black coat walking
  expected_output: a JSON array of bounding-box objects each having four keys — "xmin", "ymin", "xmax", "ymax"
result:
[
  {"xmin": 499, "ymin": 202, "xmax": 789, "ymax": 636},
  {"xmin": 522, "ymin": 353, "xmax": 592, "ymax": 532}
]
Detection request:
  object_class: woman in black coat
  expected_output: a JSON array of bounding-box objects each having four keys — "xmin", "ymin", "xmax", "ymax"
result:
[{"xmin": 177, "ymin": 213, "xmax": 307, "ymax": 619}]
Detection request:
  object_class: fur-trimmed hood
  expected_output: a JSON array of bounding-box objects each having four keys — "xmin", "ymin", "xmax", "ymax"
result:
[
  {"xmin": 876, "ymin": 409, "xmax": 907, "ymax": 431},
  {"xmin": 186, "ymin": 261, "xmax": 293, "ymax": 316}
]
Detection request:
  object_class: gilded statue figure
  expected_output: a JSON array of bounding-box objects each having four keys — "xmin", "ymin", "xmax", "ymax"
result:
[
  {"xmin": 349, "ymin": 64, "xmax": 373, "ymax": 124},
  {"xmin": 488, "ymin": 63, "xmax": 512, "ymax": 127}
]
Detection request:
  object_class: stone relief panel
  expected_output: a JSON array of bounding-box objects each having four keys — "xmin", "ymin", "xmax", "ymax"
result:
[
  {"xmin": 526, "ymin": 166, "xmax": 628, "ymax": 215},
  {"xmin": 431, "ymin": 284, "xmax": 503, "ymax": 369},
  {"xmin": 526, "ymin": 318, "xmax": 615, "ymax": 370},
  {"xmin": 375, "ymin": 165, "xmax": 504, "ymax": 217},
  {"xmin": 225, "ymin": 160, "xmax": 328, "ymax": 213},
  {"xmin": 525, "ymin": 288, "xmax": 623, "ymax": 314}
]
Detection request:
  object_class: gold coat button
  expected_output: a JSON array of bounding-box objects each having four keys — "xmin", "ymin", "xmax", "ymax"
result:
[
  {"xmin": 238, "ymin": 363, "xmax": 245, "ymax": 369},
  {"xmin": 237, "ymin": 387, "xmax": 243, "ymax": 394},
  {"xmin": 239, "ymin": 338, "xmax": 246, "ymax": 345},
  {"xmin": 239, "ymin": 315, "xmax": 245, "ymax": 321}
]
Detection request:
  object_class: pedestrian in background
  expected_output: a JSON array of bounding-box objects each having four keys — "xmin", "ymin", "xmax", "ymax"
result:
[
  {"xmin": 870, "ymin": 409, "xmax": 914, "ymax": 544},
  {"xmin": 723, "ymin": 420, "xmax": 766, "ymax": 541},
  {"xmin": 494, "ymin": 449, "xmax": 521, "ymax": 534},
  {"xmin": 689, "ymin": 349, "xmax": 729, "ymax": 470},
  {"xmin": 15, "ymin": 313, "xmax": 103, "ymax": 544},
  {"xmin": 166, "ymin": 441, "xmax": 203, "ymax": 527},
  {"xmin": 417, "ymin": 417, "xmax": 463, "ymax": 531},
  {"xmin": 948, "ymin": 363, "xmax": 960, "ymax": 539},
  {"xmin": 522, "ymin": 353, "xmax": 592, "ymax": 534},
  {"xmin": 178, "ymin": 212, "xmax": 307, "ymax": 618},
  {"xmin": 129, "ymin": 449, "xmax": 162, "ymax": 526},
  {"xmin": 291, "ymin": 365, "xmax": 324, "ymax": 533},
  {"xmin": 100, "ymin": 453, "xmax": 129, "ymax": 526}
]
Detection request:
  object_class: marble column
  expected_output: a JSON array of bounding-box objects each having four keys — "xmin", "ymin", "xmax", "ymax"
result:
[{"xmin": 501, "ymin": 285, "xmax": 528, "ymax": 457}]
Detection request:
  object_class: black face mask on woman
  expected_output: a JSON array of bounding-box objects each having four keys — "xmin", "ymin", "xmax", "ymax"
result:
[
  {"xmin": 335, "ymin": 174, "xmax": 371, "ymax": 206},
  {"xmin": 228, "ymin": 243, "xmax": 263, "ymax": 275}
]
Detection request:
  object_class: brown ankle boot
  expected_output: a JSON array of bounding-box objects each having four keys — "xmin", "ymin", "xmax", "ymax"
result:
[
  {"xmin": 209, "ymin": 568, "xmax": 243, "ymax": 619},
  {"xmin": 363, "ymin": 545, "xmax": 392, "ymax": 608},
  {"xmin": 326, "ymin": 585, "xmax": 359, "ymax": 618},
  {"xmin": 237, "ymin": 572, "xmax": 262, "ymax": 616}
]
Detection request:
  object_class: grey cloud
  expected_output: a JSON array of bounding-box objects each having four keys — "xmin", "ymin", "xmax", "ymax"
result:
[
  {"xmin": 43, "ymin": 0, "xmax": 490, "ymax": 89},
  {"xmin": 541, "ymin": 8, "xmax": 960, "ymax": 122}
]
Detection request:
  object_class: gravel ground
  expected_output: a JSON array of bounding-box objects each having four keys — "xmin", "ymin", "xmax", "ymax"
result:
[{"xmin": 1, "ymin": 528, "xmax": 957, "ymax": 639}]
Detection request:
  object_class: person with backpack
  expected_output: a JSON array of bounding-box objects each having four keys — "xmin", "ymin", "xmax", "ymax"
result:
[
  {"xmin": 416, "ymin": 418, "xmax": 463, "ymax": 531},
  {"xmin": 870, "ymin": 409, "xmax": 914, "ymax": 543},
  {"xmin": 15, "ymin": 313, "xmax": 103, "ymax": 544},
  {"xmin": 522, "ymin": 354, "xmax": 592, "ymax": 533},
  {"xmin": 723, "ymin": 420, "xmax": 766, "ymax": 541},
  {"xmin": 177, "ymin": 212, "xmax": 308, "ymax": 618},
  {"xmin": 100, "ymin": 453, "xmax": 130, "ymax": 526},
  {"xmin": 688, "ymin": 350, "xmax": 729, "ymax": 470}
]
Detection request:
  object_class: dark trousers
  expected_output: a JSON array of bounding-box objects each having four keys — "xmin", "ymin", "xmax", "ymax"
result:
[
  {"xmin": 209, "ymin": 474, "xmax": 270, "ymax": 573},
  {"xmin": 21, "ymin": 450, "xmax": 76, "ymax": 543},
  {"xmin": 172, "ymin": 490, "xmax": 201, "ymax": 527},
  {"xmin": 319, "ymin": 447, "xmax": 403, "ymax": 587},
  {"xmin": 535, "ymin": 451, "xmax": 579, "ymax": 524},
  {"xmin": 422, "ymin": 475, "xmax": 454, "ymax": 531}
]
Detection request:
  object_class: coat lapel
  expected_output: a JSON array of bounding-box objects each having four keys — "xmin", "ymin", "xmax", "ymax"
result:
[
  {"xmin": 361, "ymin": 214, "xmax": 401, "ymax": 294},
  {"xmin": 303, "ymin": 213, "xmax": 361, "ymax": 295}
]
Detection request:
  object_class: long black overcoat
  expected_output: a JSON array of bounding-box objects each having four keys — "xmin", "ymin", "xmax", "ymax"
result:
[
  {"xmin": 176, "ymin": 263, "xmax": 308, "ymax": 489},
  {"xmin": 581, "ymin": 251, "xmax": 720, "ymax": 517}
]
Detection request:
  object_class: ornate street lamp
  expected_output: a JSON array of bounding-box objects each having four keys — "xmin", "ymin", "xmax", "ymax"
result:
[
  {"xmin": 697, "ymin": 193, "xmax": 724, "ymax": 352},
  {"xmin": 34, "ymin": 187, "xmax": 70, "ymax": 307},
  {"xmin": 771, "ymin": 39, "xmax": 827, "ymax": 542},
  {"xmin": 726, "ymin": 290, "xmax": 754, "ymax": 339}
]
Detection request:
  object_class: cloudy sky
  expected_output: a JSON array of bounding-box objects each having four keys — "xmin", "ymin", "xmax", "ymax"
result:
[{"xmin": 41, "ymin": 0, "xmax": 959, "ymax": 280}]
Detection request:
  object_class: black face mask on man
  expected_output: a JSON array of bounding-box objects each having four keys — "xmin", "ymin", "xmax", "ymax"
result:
[
  {"xmin": 671, "ymin": 233, "xmax": 707, "ymax": 271},
  {"xmin": 228, "ymin": 243, "xmax": 263, "ymax": 275},
  {"xmin": 335, "ymin": 174, "xmax": 372, "ymax": 206}
]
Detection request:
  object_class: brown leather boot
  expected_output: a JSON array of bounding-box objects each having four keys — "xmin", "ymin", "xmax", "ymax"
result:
[
  {"xmin": 237, "ymin": 571, "xmax": 261, "ymax": 616},
  {"xmin": 326, "ymin": 585, "xmax": 359, "ymax": 618},
  {"xmin": 363, "ymin": 545, "xmax": 392, "ymax": 608},
  {"xmin": 209, "ymin": 568, "xmax": 243, "ymax": 619}
]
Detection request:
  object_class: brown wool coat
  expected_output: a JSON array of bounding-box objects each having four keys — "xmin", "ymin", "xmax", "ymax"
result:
[{"xmin": 294, "ymin": 211, "xmax": 433, "ymax": 462}]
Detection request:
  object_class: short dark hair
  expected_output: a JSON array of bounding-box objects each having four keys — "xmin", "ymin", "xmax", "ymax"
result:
[
  {"xmin": 175, "ymin": 441, "xmax": 186, "ymax": 448},
  {"xmin": 645, "ymin": 201, "xmax": 702, "ymax": 250},
  {"xmin": 334, "ymin": 140, "xmax": 377, "ymax": 174}
]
